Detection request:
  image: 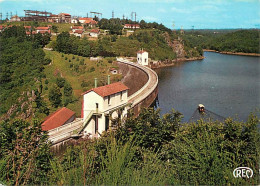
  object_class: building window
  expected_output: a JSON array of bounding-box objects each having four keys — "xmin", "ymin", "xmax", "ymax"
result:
[
  {"xmin": 120, "ymin": 91, "xmax": 123, "ymax": 100},
  {"xmin": 96, "ymin": 103, "xmax": 99, "ymax": 112},
  {"xmin": 108, "ymin": 95, "xmax": 110, "ymax": 105},
  {"xmin": 145, "ymin": 58, "xmax": 147, "ymax": 63}
]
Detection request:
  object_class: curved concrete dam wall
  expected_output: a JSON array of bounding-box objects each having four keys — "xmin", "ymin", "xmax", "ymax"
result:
[
  {"xmin": 117, "ymin": 61, "xmax": 149, "ymax": 96},
  {"xmin": 117, "ymin": 58, "xmax": 158, "ymax": 116}
]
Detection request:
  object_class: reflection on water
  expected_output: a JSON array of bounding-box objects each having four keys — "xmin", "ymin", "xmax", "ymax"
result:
[{"xmin": 156, "ymin": 52, "xmax": 260, "ymax": 122}]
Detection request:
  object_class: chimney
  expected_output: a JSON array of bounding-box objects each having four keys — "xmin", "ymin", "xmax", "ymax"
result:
[
  {"xmin": 94, "ymin": 78, "xmax": 97, "ymax": 88},
  {"xmin": 107, "ymin": 75, "xmax": 110, "ymax": 85}
]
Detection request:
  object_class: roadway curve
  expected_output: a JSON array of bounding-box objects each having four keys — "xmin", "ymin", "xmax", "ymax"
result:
[{"xmin": 117, "ymin": 58, "xmax": 159, "ymax": 115}]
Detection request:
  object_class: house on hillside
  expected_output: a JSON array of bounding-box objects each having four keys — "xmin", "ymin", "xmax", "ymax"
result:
[
  {"xmin": 71, "ymin": 16, "xmax": 79, "ymax": 24},
  {"xmin": 124, "ymin": 24, "xmax": 140, "ymax": 29},
  {"xmin": 70, "ymin": 26, "xmax": 84, "ymax": 37},
  {"xmin": 71, "ymin": 26, "xmax": 84, "ymax": 32},
  {"xmin": 73, "ymin": 30, "xmax": 83, "ymax": 37},
  {"xmin": 79, "ymin": 17, "xmax": 97, "ymax": 27},
  {"xmin": 81, "ymin": 82, "xmax": 129, "ymax": 137},
  {"xmin": 89, "ymin": 29, "xmax": 100, "ymax": 37},
  {"xmin": 41, "ymin": 107, "xmax": 76, "ymax": 131},
  {"xmin": 137, "ymin": 50, "xmax": 149, "ymax": 66},
  {"xmin": 35, "ymin": 27, "xmax": 51, "ymax": 34},
  {"xmin": 9, "ymin": 15, "xmax": 21, "ymax": 22},
  {"xmin": 0, "ymin": 25, "xmax": 6, "ymax": 32},
  {"xmin": 48, "ymin": 14, "xmax": 59, "ymax": 23},
  {"xmin": 59, "ymin": 13, "xmax": 71, "ymax": 23}
]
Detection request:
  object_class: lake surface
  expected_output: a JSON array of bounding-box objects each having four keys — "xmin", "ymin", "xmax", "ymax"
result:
[{"xmin": 156, "ymin": 52, "xmax": 260, "ymax": 122}]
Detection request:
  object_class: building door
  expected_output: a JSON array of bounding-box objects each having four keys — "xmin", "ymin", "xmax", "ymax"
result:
[
  {"xmin": 95, "ymin": 116, "xmax": 98, "ymax": 133},
  {"xmin": 105, "ymin": 115, "xmax": 109, "ymax": 131}
]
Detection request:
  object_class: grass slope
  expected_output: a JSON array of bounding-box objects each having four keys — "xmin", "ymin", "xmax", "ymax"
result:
[{"xmin": 42, "ymin": 50, "xmax": 121, "ymax": 117}]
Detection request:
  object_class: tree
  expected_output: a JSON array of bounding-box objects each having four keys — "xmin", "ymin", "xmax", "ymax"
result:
[
  {"xmin": 64, "ymin": 82, "xmax": 73, "ymax": 97},
  {"xmin": 0, "ymin": 119, "xmax": 52, "ymax": 185},
  {"xmin": 48, "ymin": 84, "xmax": 62, "ymax": 107},
  {"xmin": 51, "ymin": 25, "xmax": 58, "ymax": 33},
  {"xmin": 56, "ymin": 77, "xmax": 66, "ymax": 88}
]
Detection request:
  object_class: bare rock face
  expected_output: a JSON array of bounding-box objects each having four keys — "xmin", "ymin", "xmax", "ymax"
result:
[
  {"xmin": 163, "ymin": 32, "xmax": 186, "ymax": 58},
  {"xmin": 172, "ymin": 40, "xmax": 186, "ymax": 58}
]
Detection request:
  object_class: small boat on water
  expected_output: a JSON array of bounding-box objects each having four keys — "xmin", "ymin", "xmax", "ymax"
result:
[{"xmin": 189, "ymin": 104, "xmax": 226, "ymax": 123}]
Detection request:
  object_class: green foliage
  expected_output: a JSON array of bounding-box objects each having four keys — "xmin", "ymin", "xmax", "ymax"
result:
[
  {"xmin": 56, "ymin": 77, "xmax": 66, "ymax": 88},
  {"xmin": 45, "ymin": 79, "xmax": 49, "ymax": 84},
  {"xmin": 64, "ymin": 82, "xmax": 73, "ymax": 97},
  {"xmin": 51, "ymin": 25, "xmax": 58, "ymax": 33},
  {"xmin": 183, "ymin": 29, "xmax": 260, "ymax": 53},
  {"xmin": 43, "ymin": 57, "xmax": 51, "ymax": 65},
  {"xmin": 89, "ymin": 66, "xmax": 95, "ymax": 72},
  {"xmin": 0, "ymin": 26, "xmax": 48, "ymax": 117},
  {"xmin": 48, "ymin": 84, "xmax": 62, "ymax": 107},
  {"xmin": 0, "ymin": 119, "xmax": 52, "ymax": 185}
]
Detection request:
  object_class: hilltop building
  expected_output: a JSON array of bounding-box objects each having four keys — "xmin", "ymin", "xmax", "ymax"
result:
[
  {"xmin": 48, "ymin": 14, "xmax": 59, "ymax": 23},
  {"xmin": 137, "ymin": 50, "xmax": 149, "ymax": 66},
  {"xmin": 89, "ymin": 29, "xmax": 100, "ymax": 37},
  {"xmin": 124, "ymin": 24, "xmax": 140, "ymax": 29},
  {"xmin": 81, "ymin": 82, "xmax": 129, "ymax": 137},
  {"xmin": 35, "ymin": 27, "xmax": 51, "ymax": 34},
  {"xmin": 59, "ymin": 13, "xmax": 71, "ymax": 23},
  {"xmin": 9, "ymin": 15, "xmax": 21, "ymax": 22}
]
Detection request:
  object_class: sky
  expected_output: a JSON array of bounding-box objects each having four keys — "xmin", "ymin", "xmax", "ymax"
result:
[{"xmin": 0, "ymin": 0, "xmax": 259, "ymax": 29}]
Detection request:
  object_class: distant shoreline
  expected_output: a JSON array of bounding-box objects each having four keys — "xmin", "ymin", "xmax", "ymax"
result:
[
  {"xmin": 151, "ymin": 56, "xmax": 204, "ymax": 69},
  {"xmin": 203, "ymin": 49, "xmax": 260, "ymax": 57}
]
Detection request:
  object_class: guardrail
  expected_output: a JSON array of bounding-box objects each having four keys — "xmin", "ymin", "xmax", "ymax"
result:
[
  {"xmin": 116, "ymin": 57, "xmax": 158, "ymax": 107},
  {"xmin": 48, "ymin": 118, "xmax": 83, "ymax": 135}
]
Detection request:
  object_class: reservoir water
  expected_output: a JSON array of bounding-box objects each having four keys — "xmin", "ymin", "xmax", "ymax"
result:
[{"xmin": 156, "ymin": 52, "xmax": 260, "ymax": 122}]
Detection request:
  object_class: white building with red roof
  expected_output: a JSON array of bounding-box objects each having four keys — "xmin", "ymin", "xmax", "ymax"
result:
[
  {"xmin": 35, "ymin": 27, "xmax": 51, "ymax": 34},
  {"xmin": 81, "ymin": 82, "xmax": 129, "ymax": 137},
  {"xmin": 137, "ymin": 49, "xmax": 149, "ymax": 66},
  {"xmin": 89, "ymin": 29, "xmax": 100, "ymax": 37},
  {"xmin": 124, "ymin": 24, "xmax": 140, "ymax": 29}
]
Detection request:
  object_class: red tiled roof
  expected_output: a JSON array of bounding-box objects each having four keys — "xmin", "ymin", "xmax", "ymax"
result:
[
  {"xmin": 72, "ymin": 26, "xmax": 84, "ymax": 29},
  {"xmin": 79, "ymin": 17, "xmax": 93, "ymax": 21},
  {"xmin": 60, "ymin": 13, "xmax": 71, "ymax": 16},
  {"xmin": 26, "ymin": 31, "xmax": 31, "ymax": 35},
  {"xmin": 50, "ymin": 14, "xmax": 58, "ymax": 17},
  {"xmin": 38, "ymin": 30, "xmax": 51, "ymax": 34},
  {"xmin": 137, "ymin": 50, "xmax": 147, "ymax": 54},
  {"xmin": 82, "ymin": 82, "xmax": 129, "ymax": 97},
  {"xmin": 90, "ymin": 29, "xmax": 99, "ymax": 33},
  {"xmin": 124, "ymin": 24, "xmax": 140, "ymax": 27},
  {"xmin": 0, "ymin": 25, "xmax": 5, "ymax": 30},
  {"xmin": 36, "ymin": 27, "xmax": 49, "ymax": 30},
  {"xmin": 24, "ymin": 26, "xmax": 31, "ymax": 29},
  {"xmin": 41, "ymin": 107, "xmax": 75, "ymax": 131},
  {"xmin": 90, "ymin": 20, "xmax": 97, "ymax": 24},
  {"xmin": 74, "ymin": 30, "xmax": 83, "ymax": 34}
]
